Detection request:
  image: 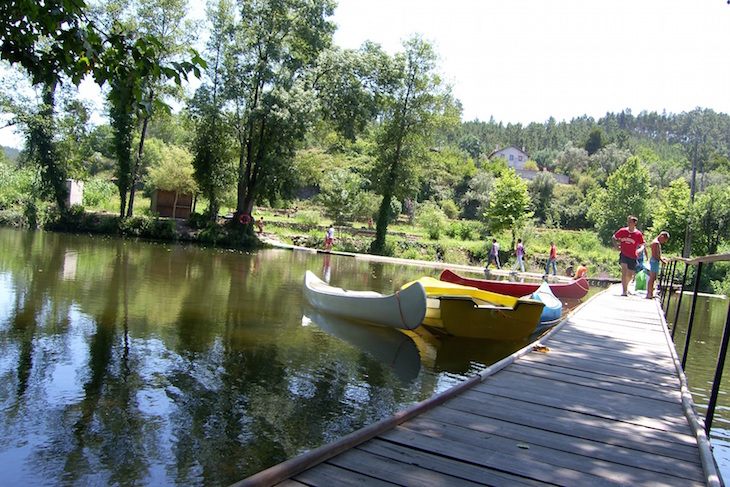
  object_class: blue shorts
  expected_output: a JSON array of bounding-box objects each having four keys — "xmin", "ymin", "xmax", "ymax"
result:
[{"xmin": 650, "ymin": 256, "xmax": 660, "ymax": 274}]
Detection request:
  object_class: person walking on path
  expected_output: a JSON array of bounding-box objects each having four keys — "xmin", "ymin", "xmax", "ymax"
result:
[
  {"xmin": 612, "ymin": 215, "xmax": 645, "ymax": 296},
  {"xmin": 486, "ymin": 239, "xmax": 501, "ymax": 269},
  {"xmin": 545, "ymin": 241, "xmax": 557, "ymax": 276},
  {"xmin": 646, "ymin": 231, "xmax": 670, "ymax": 299},
  {"xmin": 512, "ymin": 238, "xmax": 525, "ymax": 273}
]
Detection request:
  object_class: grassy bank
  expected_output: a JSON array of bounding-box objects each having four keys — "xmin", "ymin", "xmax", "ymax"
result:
[{"xmin": 0, "ymin": 198, "xmax": 623, "ymax": 280}]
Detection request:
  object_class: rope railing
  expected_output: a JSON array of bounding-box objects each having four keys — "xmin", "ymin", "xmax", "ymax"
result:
[{"xmin": 660, "ymin": 253, "xmax": 730, "ymax": 435}]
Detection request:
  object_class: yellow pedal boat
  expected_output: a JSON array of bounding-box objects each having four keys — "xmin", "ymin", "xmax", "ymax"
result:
[{"xmin": 402, "ymin": 277, "xmax": 544, "ymax": 340}]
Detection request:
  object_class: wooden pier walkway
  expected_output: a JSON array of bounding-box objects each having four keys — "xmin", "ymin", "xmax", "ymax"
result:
[{"xmin": 234, "ymin": 286, "xmax": 721, "ymax": 487}]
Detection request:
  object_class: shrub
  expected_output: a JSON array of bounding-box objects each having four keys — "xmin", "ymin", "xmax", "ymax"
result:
[{"xmin": 83, "ymin": 178, "xmax": 118, "ymax": 207}]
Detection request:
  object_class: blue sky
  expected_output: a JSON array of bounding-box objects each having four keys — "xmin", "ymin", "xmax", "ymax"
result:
[{"xmin": 2, "ymin": 0, "xmax": 728, "ymax": 149}]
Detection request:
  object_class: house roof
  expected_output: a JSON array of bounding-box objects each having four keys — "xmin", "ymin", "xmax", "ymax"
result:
[{"xmin": 487, "ymin": 145, "xmax": 530, "ymax": 160}]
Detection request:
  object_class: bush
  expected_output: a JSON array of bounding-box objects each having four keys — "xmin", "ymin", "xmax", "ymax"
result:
[
  {"xmin": 83, "ymin": 178, "xmax": 118, "ymax": 207},
  {"xmin": 441, "ymin": 199, "xmax": 459, "ymax": 219},
  {"xmin": 416, "ymin": 201, "xmax": 447, "ymax": 240}
]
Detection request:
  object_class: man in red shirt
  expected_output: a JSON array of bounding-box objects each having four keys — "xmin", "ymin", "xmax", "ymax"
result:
[{"xmin": 612, "ymin": 215, "xmax": 645, "ymax": 296}]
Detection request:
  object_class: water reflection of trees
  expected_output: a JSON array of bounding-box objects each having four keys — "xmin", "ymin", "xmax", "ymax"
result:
[{"xmin": 0, "ymin": 229, "xmax": 449, "ymax": 485}]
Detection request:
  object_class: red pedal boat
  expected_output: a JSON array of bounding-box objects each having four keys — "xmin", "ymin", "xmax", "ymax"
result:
[{"xmin": 440, "ymin": 269, "xmax": 589, "ymax": 300}]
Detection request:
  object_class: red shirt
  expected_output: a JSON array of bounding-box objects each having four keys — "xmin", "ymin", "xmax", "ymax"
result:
[{"xmin": 613, "ymin": 227, "xmax": 644, "ymax": 258}]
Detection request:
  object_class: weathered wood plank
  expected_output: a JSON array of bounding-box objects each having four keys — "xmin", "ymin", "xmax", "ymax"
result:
[
  {"xmin": 357, "ymin": 439, "xmax": 546, "ymax": 486},
  {"xmin": 390, "ymin": 415, "xmax": 705, "ymax": 485},
  {"xmin": 327, "ymin": 446, "xmax": 485, "ymax": 486},
  {"xmin": 444, "ymin": 391, "xmax": 701, "ymax": 457},
  {"xmin": 291, "ymin": 462, "xmax": 398, "ymax": 486},
  {"xmin": 416, "ymin": 403, "xmax": 705, "ymax": 481}
]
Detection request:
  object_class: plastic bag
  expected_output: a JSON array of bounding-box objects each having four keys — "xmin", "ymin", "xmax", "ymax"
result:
[{"xmin": 635, "ymin": 270, "xmax": 647, "ymax": 291}]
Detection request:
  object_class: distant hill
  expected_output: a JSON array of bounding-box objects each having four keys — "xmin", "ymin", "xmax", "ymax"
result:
[{"xmin": 1, "ymin": 146, "xmax": 20, "ymax": 162}]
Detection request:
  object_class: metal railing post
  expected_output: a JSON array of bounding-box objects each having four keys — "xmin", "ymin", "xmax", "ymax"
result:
[
  {"xmin": 705, "ymin": 298, "xmax": 730, "ymax": 435},
  {"xmin": 681, "ymin": 262, "xmax": 703, "ymax": 369},
  {"xmin": 662, "ymin": 260, "xmax": 677, "ymax": 314},
  {"xmin": 672, "ymin": 263, "xmax": 690, "ymax": 340}
]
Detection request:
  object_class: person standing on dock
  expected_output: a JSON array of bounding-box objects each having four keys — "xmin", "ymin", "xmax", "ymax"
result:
[
  {"xmin": 612, "ymin": 215, "xmax": 645, "ymax": 296},
  {"xmin": 646, "ymin": 231, "xmax": 670, "ymax": 299}
]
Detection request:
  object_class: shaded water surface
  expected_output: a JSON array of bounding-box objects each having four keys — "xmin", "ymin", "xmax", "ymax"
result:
[
  {"xmin": 667, "ymin": 294, "xmax": 730, "ymax": 482},
  {"xmin": 0, "ymin": 228, "xmax": 537, "ymax": 486}
]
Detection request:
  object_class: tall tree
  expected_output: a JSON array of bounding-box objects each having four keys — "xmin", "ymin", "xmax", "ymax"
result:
[
  {"xmin": 126, "ymin": 0, "xmax": 200, "ymax": 217},
  {"xmin": 190, "ymin": 0, "xmax": 235, "ymax": 221},
  {"xmin": 487, "ymin": 168, "xmax": 533, "ymax": 248},
  {"xmin": 0, "ymin": 0, "xmax": 102, "ymax": 211},
  {"xmin": 650, "ymin": 178, "xmax": 690, "ymax": 254},
  {"xmin": 223, "ymin": 0, "xmax": 336, "ymax": 231},
  {"xmin": 370, "ymin": 35, "xmax": 459, "ymax": 254},
  {"xmin": 588, "ymin": 156, "xmax": 651, "ymax": 243},
  {"xmin": 93, "ymin": 28, "xmax": 204, "ymax": 218}
]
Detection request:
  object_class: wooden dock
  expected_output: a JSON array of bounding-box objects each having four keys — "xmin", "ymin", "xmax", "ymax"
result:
[{"xmin": 234, "ymin": 286, "xmax": 721, "ymax": 487}]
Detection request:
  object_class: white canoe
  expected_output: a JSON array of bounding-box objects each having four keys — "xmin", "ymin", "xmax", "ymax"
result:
[{"xmin": 302, "ymin": 270, "xmax": 427, "ymax": 330}]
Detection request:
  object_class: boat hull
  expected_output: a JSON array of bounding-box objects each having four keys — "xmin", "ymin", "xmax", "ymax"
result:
[
  {"xmin": 403, "ymin": 276, "xmax": 543, "ymax": 340},
  {"xmin": 302, "ymin": 271, "xmax": 427, "ymax": 330},
  {"xmin": 529, "ymin": 281, "xmax": 563, "ymax": 323},
  {"xmin": 440, "ymin": 269, "xmax": 589, "ymax": 299}
]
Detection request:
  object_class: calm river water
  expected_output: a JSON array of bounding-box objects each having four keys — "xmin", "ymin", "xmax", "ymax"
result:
[
  {"xmin": 3, "ymin": 226, "xmax": 729, "ymax": 485},
  {"xmin": 0, "ymin": 227, "xmax": 533, "ymax": 486},
  {"xmin": 667, "ymin": 292, "xmax": 730, "ymax": 482}
]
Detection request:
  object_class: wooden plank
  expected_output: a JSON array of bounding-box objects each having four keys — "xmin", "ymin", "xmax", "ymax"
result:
[
  {"xmin": 291, "ymin": 462, "xmax": 398, "ymax": 486},
  {"xmin": 327, "ymin": 446, "xmax": 485, "ymax": 486},
  {"xmin": 515, "ymin": 357, "xmax": 680, "ymax": 391},
  {"xmin": 378, "ymin": 424, "xmax": 620, "ymax": 486},
  {"xmin": 382, "ymin": 418, "xmax": 704, "ymax": 486},
  {"xmin": 357, "ymin": 439, "xmax": 546, "ymax": 486},
  {"xmin": 470, "ymin": 373, "xmax": 691, "ymax": 431},
  {"xmin": 417, "ymin": 403, "xmax": 705, "ymax": 481},
  {"xmin": 504, "ymin": 362, "xmax": 681, "ymax": 402}
]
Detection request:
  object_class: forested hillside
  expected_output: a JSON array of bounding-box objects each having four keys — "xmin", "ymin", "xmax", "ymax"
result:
[{"xmin": 1, "ymin": 0, "xmax": 729, "ymax": 267}]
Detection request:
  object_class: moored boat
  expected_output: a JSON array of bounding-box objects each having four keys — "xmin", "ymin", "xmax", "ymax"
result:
[
  {"xmin": 528, "ymin": 281, "xmax": 563, "ymax": 323},
  {"xmin": 402, "ymin": 276, "xmax": 543, "ymax": 340},
  {"xmin": 440, "ymin": 269, "xmax": 589, "ymax": 299},
  {"xmin": 302, "ymin": 270, "xmax": 427, "ymax": 330}
]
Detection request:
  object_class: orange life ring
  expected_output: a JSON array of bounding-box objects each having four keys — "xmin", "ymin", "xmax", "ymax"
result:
[{"xmin": 239, "ymin": 213, "xmax": 251, "ymax": 225}]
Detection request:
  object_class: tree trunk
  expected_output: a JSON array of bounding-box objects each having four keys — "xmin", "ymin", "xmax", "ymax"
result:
[
  {"xmin": 172, "ymin": 190, "xmax": 179, "ymax": 220},
  {"xmin": 38, "ymin": 82, "xmax": 69, "ymax": 212},
  {"xmin": 127, "ymin": 114, "xmax": 150, "ymax": 218}
]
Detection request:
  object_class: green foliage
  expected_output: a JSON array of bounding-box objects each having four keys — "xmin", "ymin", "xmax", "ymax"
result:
[
  {"xmin": 83, "ymin": 178, "xmax": 118, "ymax": 207},
  {"xmin": 440, "ymin": 199, "xmax": 459, "ymax": 219},
  {"xmin": 589, "ymin": 156, "xmax": 651, "ymax": 244},
  {"xmin": 371, "ymin": 35, "xmax": 459, "ymax": 254},
  {"xmin": 650, "ymin": 178, "xmax": 690, "ymax": 254},
  {"xmin": 145, "ymin": 144, "xmax": 197, "ymax": 195},
  {"xmin": 460, "ymin": 170, "xmax": 494, "ymax": 220},
  {"xmin": 487, "ymin": 168, "xmax": 533, "ymax": 244},
  {"xmin": 522, "ymin": 160, "xmax": 539, "ymax": 171},
  {"xmin": 692, "ymin": 185, "xmax": 730, "ymax": 256},
  {"xmin": 416, "ymin": 200, "xmax": 447, "ymax": 240},
  {"xmin": 583, "ymin": 127, "xmax": 606, "ymax": 155},
  {"xmin": 318, "ymin": 168, "xmax": 363, "ymax": 224},
  {"xmin": 0, "ymin": 160, "xmax": 38, "ymax": 210},
  {"xmin": 528, "ymin": 172, "xmax": 556, "ymax": 224}
]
